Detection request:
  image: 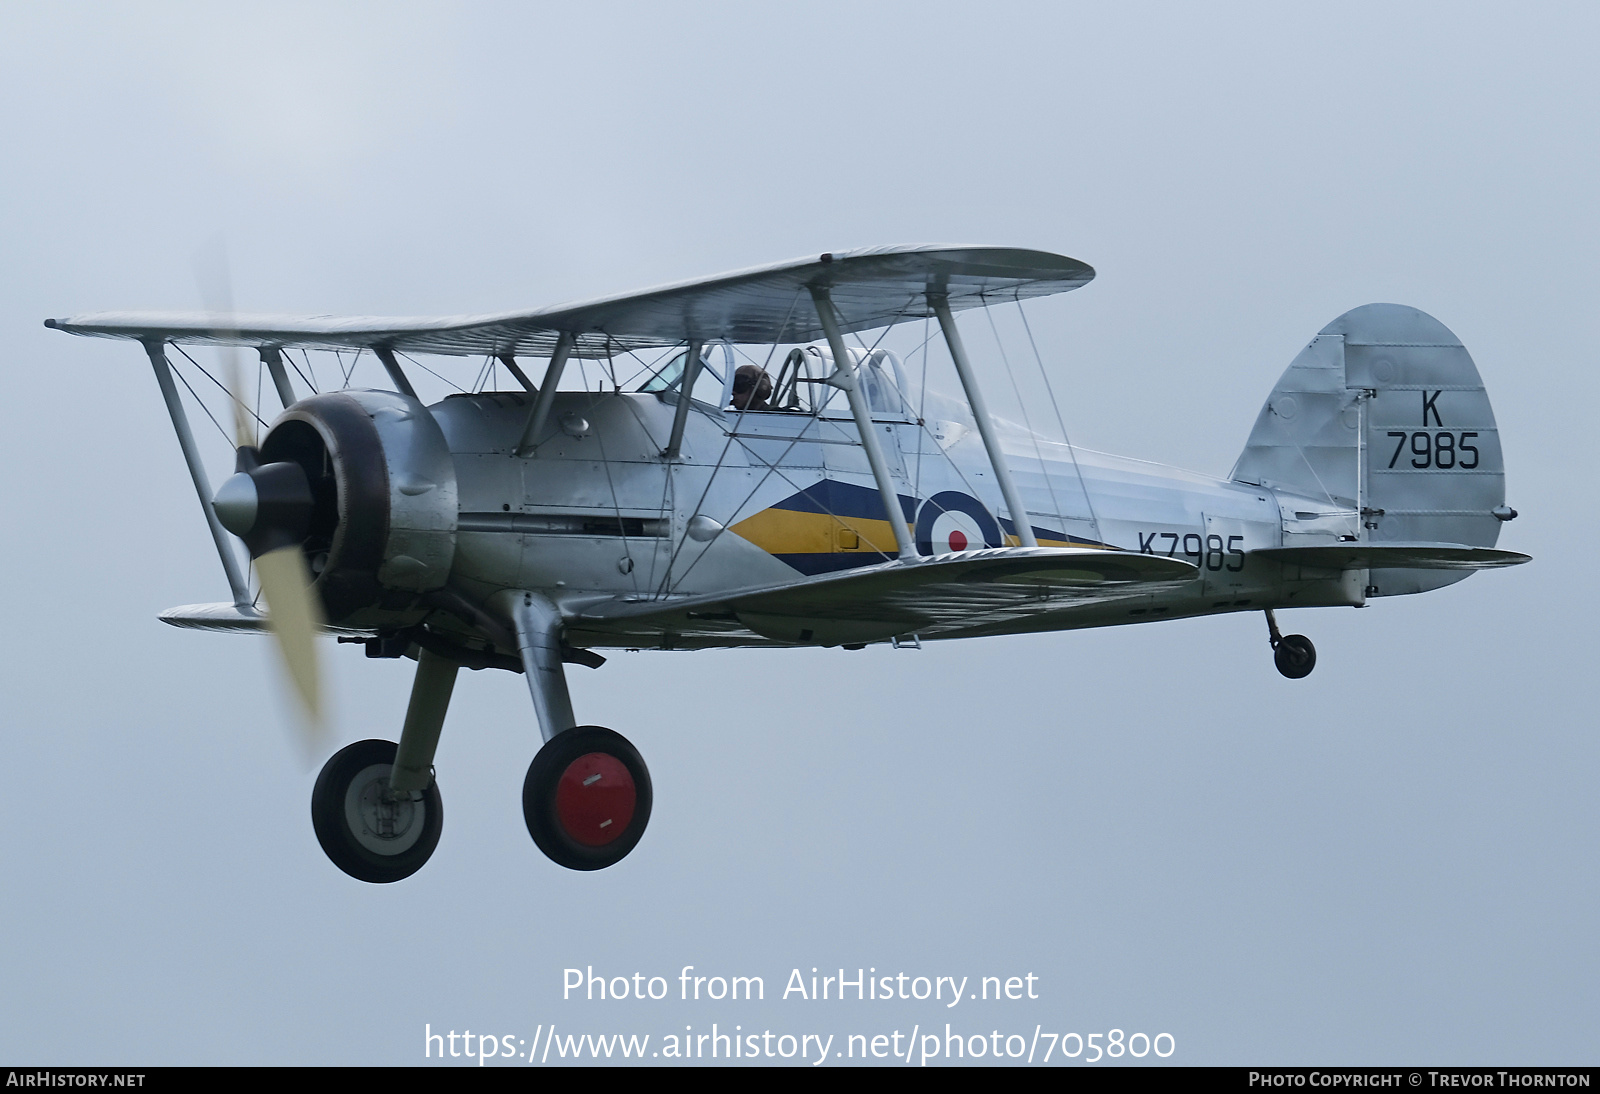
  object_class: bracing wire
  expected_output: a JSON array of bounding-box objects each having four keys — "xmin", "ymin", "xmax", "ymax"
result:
[
  {"xmin": 1016, "ymin": 296, "xmax": 1103, "ymax": 543},
  {"xmin": 983, "ymin": 300, "xmax": 1067, "ymax": 541},
  {"xmin": 578, "ymin": 380, "xmax": 643, "ymax": 594},
  {"xmin": 655, "ymin": 292, "xmax": 808, "ymax": 596},
  {"xmin": 668, "ymin": 299, "xmax": 1008, "ymax": 591},
  {"xmin": 617, "ymin": 344, "xmax": 681, "ymax": 391},
  {"xmin": 167, "ymin": 354, "xmax": 235, "ymax": 445},
  {"xmin": 471, "ymin": 354, "xmax": 494, "ymax": 394},
  {"xmin": 397, "ymin": 350, "xmax": 467, "ymax": 394},
  {"xmin": 171, "ymin": 344, "xmax": 269, "ymax": 432},
  {"xmin": 288, "ymin": 348, "xmax": 318, "ymax": 394}
]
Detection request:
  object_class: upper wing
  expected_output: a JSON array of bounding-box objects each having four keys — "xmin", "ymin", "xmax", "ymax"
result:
[
  {"xmin": 565, "ymin": 547, "xmax": 1196, "ymax": 648},
  {"xmin": 45, "ymin": 245, "xmax": 1093, "ymax": 359}
]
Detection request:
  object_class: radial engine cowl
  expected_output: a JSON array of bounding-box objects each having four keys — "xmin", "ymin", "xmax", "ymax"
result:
[{"xmin": 254, "ymin": 389, "xmax": 458, "ymax": 626}]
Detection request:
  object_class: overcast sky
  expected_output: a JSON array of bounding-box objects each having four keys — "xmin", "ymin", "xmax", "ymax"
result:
[{"xmin": 1, "ymin": 1, "xmax": 1594, "ymax": 1066}]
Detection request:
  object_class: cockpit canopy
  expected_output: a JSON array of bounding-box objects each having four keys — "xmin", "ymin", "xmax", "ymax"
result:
[{"xmin": 639, "ymin": 343, "xmax": 910, "ymax": 418}]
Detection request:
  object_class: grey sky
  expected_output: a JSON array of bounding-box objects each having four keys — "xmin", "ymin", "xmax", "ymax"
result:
[{"xmin": 1, "ymin": 2, "xmax": 1593, "ymax": 1065}]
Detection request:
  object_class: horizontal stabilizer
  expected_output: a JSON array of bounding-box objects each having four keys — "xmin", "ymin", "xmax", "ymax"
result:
[
  {"xmin": 1251, "ymin": 542, "xmax": 1530, "ymax": 571},
  {"xmin": 569, "ymin": 547, "xmax": 1196, "ymax": 648},
  {"xmin": 159, "ymin": 602, "xmax": 375, "ymax": 637}
]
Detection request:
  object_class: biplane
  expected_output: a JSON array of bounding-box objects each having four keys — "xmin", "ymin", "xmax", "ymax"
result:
[{"xmin": 46, "ymin": 245, "xmax": 1528, "ymax": 882}]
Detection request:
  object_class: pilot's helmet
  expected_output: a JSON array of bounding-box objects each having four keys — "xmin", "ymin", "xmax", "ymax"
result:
[{"xmin": 732, "ymin": 365, "xmax": 772, "ymax": 400}]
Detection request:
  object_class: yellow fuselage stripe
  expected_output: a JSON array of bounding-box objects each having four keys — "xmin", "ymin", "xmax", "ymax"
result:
[{"xmin": 731, "ymin": 508, "xmax": 905, "ymax": 555}]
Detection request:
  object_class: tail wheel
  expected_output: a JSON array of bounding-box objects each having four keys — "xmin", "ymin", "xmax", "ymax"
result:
[
  {"xmin": 311, "ymin": 739, "xmax": 443, "ymax": 883},
  {"xmin": 1274, "ymin": 634, "xmax": 1317, "ymax": 679},
  {"xmin": 523, "ymin": 726, "xmax": 652, "ymax": 871}
]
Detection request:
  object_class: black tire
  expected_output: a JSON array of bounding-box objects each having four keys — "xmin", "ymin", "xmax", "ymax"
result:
[
  {"xmin": 311, "ymin": 739, "xmax": 442, "ymax": 883},
  {"xmin": 1274, "ymin": 634, "xmax": 1317, "ymax": 679},
  {"xmin": 523, "ymin": 726, "xmax": 652, "ymax": 871}
]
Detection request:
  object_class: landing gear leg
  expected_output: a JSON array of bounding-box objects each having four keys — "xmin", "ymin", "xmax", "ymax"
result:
[
  {"xmin": 310, "ymin": 648, "xmax": 456, "ymax": 883},
  {"xmin": 505, "ymin": 591, "xmax": 577, "ymax": 744},
  {"xmin": 1265, "ymin": 609, "xmax": 1316, "ymax": 679},
  {"xmin": 503, "ymin": 591, "xmax": 652, "ymax": 870},
  {"xmin": 391, "ymin": 648, "xmax": 458, "ymax": 794}
]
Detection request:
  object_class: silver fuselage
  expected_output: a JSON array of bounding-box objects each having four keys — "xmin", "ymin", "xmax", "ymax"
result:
[{"xmin": 425, "ymin": 386, "xmax": 1359, "ymax": 649}]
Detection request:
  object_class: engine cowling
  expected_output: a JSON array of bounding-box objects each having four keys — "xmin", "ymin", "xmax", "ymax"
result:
[{"xmin": 257, "ymin": 389, "xmax": 458, "ymax": 627}]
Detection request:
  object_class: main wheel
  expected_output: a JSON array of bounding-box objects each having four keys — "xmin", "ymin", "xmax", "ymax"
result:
[
  {"xmin": 311, "ymin": 739, "xmax": 443, "ymax": 883},
  {"xmin": 523, "ymin": 726, "xmax": 652, "ymax": 871},
  {"xmin": 1274, "ymin": 634, "xmax": 1317, "ymax": 679}
]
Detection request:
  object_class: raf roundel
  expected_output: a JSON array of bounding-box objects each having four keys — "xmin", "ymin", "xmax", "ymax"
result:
[{"xmin": 915, "ymin": 491, "xmax": 1003, "ymax": 556}]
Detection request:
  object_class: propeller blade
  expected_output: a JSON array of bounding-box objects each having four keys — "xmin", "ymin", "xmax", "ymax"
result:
[
  {"xmin": 196, "ymin": 240, "xmax": 329, "ymax": 759},
  {"xmin": 192, "ymin": 239, "xmax": 253, "ymax": 448},
  {"xmin": 254, "ymin": 544, "xmax": 327, "ymax": 746}
]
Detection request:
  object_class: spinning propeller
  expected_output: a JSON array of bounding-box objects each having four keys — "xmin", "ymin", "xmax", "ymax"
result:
[{"xmin": 196, "ymin": 251, "xmax": 327, "ymax": 751}]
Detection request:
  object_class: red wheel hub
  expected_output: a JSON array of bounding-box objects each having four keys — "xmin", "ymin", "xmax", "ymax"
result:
[{"xmin": 554, "ymin": 753, "xmax": 636, "ymax": 846}]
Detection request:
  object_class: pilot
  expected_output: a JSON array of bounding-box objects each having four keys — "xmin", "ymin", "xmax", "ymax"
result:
[{"xmin": 731, "ymin": 364, "xmax": 773, "ymax": 411}]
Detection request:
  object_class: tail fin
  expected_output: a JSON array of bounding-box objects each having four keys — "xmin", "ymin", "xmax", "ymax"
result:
[{"xmin": 1232, "ymin": 304, "xmax": 1509, "ymax": 596}]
